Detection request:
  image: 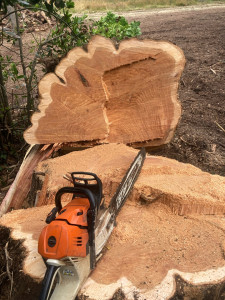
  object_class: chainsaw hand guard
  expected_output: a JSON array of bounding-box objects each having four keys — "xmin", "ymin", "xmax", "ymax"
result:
[{"xmin": 70, "ymin": 172, "xmax": 102, "ymax": 209}]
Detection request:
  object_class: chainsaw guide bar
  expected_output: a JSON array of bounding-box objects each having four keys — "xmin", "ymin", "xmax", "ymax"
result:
[{"xmin": 38, "ymin": 148, "xmax": 146, "ymax": 300}]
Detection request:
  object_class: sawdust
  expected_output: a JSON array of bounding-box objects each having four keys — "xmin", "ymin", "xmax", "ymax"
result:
[
  {"xmin": 0, "ymin": 205, "xmax": 52, "ymax": 240},
  {"xmin": 135, "ymin": 156, "xmax": 225, "ymax": 215}
]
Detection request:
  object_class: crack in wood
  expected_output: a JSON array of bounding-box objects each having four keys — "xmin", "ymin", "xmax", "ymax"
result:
[{"xmin": 77, "ymin": 70, "xmax": 90, "ymax": 87}]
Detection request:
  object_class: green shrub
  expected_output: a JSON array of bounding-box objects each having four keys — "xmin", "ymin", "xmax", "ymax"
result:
[{"xmin": 91, "ymin": 11, "xmax": 141, "ymax": 41}]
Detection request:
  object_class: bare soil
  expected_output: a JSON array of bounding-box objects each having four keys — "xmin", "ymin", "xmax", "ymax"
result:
[{"xmin": 126, "ymin": 5, "xmax": 225, "ymax": 176}]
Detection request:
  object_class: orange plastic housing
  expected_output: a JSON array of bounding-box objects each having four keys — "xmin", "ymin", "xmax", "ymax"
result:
[{"xmin": 38, "ymin": 198, "xmax": 90, "ymax": 259}]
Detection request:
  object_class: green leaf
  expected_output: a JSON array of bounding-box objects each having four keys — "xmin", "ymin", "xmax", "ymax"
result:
[
  {"xmin": 10, "ymin": 63, "xmax": 18, "ymax": 75},
  {"xmin": 66, "ymin": 0, "xmax": 74, "ymax": 8}
]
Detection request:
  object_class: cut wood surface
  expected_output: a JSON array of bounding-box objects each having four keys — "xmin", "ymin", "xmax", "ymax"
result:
[
  {"xmin": 24, "ymin": 36, "xmax": 185, "ymax": 147},
  {"xmin": 0, "ymin": 144, "xmax": 225, "ymax": 299},
  {"xmin": 34, "ymin": 144, "xmax": 225, "ymax": 215}
]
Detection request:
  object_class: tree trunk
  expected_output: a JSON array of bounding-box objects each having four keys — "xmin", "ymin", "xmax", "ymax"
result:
[
  {"xmin": 24, "ymin": 36, "xmax": 185, "ymax": 148},
  {"xmin": 0, "ymin": 60, "xmax": 13, "ymax": 127},
  {"xmin": 7, "ymin": 6, "xmax": 17, "ymax": 31}
]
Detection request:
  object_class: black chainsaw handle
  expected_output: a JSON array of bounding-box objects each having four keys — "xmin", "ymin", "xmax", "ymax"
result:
[
  {"xmin": 39, "ymin": 265, "xmax": 59, "ymax": 300},
  {"xmin": 70, "ymin": 172, "xmax": 102, "ymax": 208},
  {"xmin": 71, "ymin": 172, "xmax": 101, "ymax": 186},
  {"xmin": 45, "ymin": 187, "xmax": 96, "ymax": 224}
]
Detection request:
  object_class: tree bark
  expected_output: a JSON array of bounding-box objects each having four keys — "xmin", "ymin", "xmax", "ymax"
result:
[
  {"xmin": 7, "ymin": 5, "xmax": 17, "ymax": 34},
  {"xmin": 0, "ymin": 144, "xmax": 60, "ymax": 216},
  {"xmin": 0, "ymin": 59, "xmax": 13, "ymax": 128}
]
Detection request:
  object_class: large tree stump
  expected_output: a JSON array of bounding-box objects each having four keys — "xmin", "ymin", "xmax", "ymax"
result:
[
  {"xmin": 0, "ymin": 145, "xmax": 225, "ymax": 299},
  {"xmin": 24, "ymin": 36, "xmax": 185, "ymax": 147}
]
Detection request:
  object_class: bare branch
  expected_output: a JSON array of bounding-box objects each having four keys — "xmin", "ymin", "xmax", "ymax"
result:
[
  {"xmin": 214, "ymin": 121, "xmax": 225, "ymax": 134},
  {"xmin": 4, "ymin": 241, "xmax": 13, "ymax": 298}
]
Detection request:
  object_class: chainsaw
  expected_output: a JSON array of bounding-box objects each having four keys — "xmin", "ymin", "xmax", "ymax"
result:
[{"xmin": 38, "ymin": 148, "xmax": 146, "ymax": 300}]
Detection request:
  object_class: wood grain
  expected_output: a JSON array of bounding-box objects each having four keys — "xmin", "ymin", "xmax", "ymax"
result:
[{"xmin": 24, "ymin": 36, "xmax": 185, "ymax": 147}]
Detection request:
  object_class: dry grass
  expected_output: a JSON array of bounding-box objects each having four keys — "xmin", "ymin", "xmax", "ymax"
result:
[{"xmin": 73, "ymin": 0, "xmax": 224, "ymax": 12}]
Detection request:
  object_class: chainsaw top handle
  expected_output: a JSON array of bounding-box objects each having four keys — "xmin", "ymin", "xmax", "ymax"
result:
[{"xmin": 70, "ymin": 172, "xmax": 102, "ymax": 208}]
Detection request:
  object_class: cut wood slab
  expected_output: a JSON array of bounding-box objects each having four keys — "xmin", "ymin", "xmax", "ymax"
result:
[
  {"xmin": 33, "ymin": 144, "xmax": 225, "ymax": 215},
  {"xmin": 24, "ymin": 36, "xmax": 185, "ymax": 147}
]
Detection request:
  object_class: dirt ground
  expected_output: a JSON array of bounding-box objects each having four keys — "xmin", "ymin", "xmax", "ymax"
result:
[{"xmin": 126, "ymin": 5, "xmax": 225, "ymax": 176}]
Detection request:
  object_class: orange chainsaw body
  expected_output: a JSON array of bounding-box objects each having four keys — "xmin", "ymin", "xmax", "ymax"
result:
[{"xmin": 38, "ymin": 198, "xmax": 90, "ymax": 260}]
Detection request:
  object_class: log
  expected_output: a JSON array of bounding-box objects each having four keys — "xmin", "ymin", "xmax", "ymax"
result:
[
  {"xmin": 0, "ymin": 145, "xmax": 225, "ymax": 299},
  {"xmin": 24, "ymin": 36, "xmax": 185, "ymax": 147}
]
